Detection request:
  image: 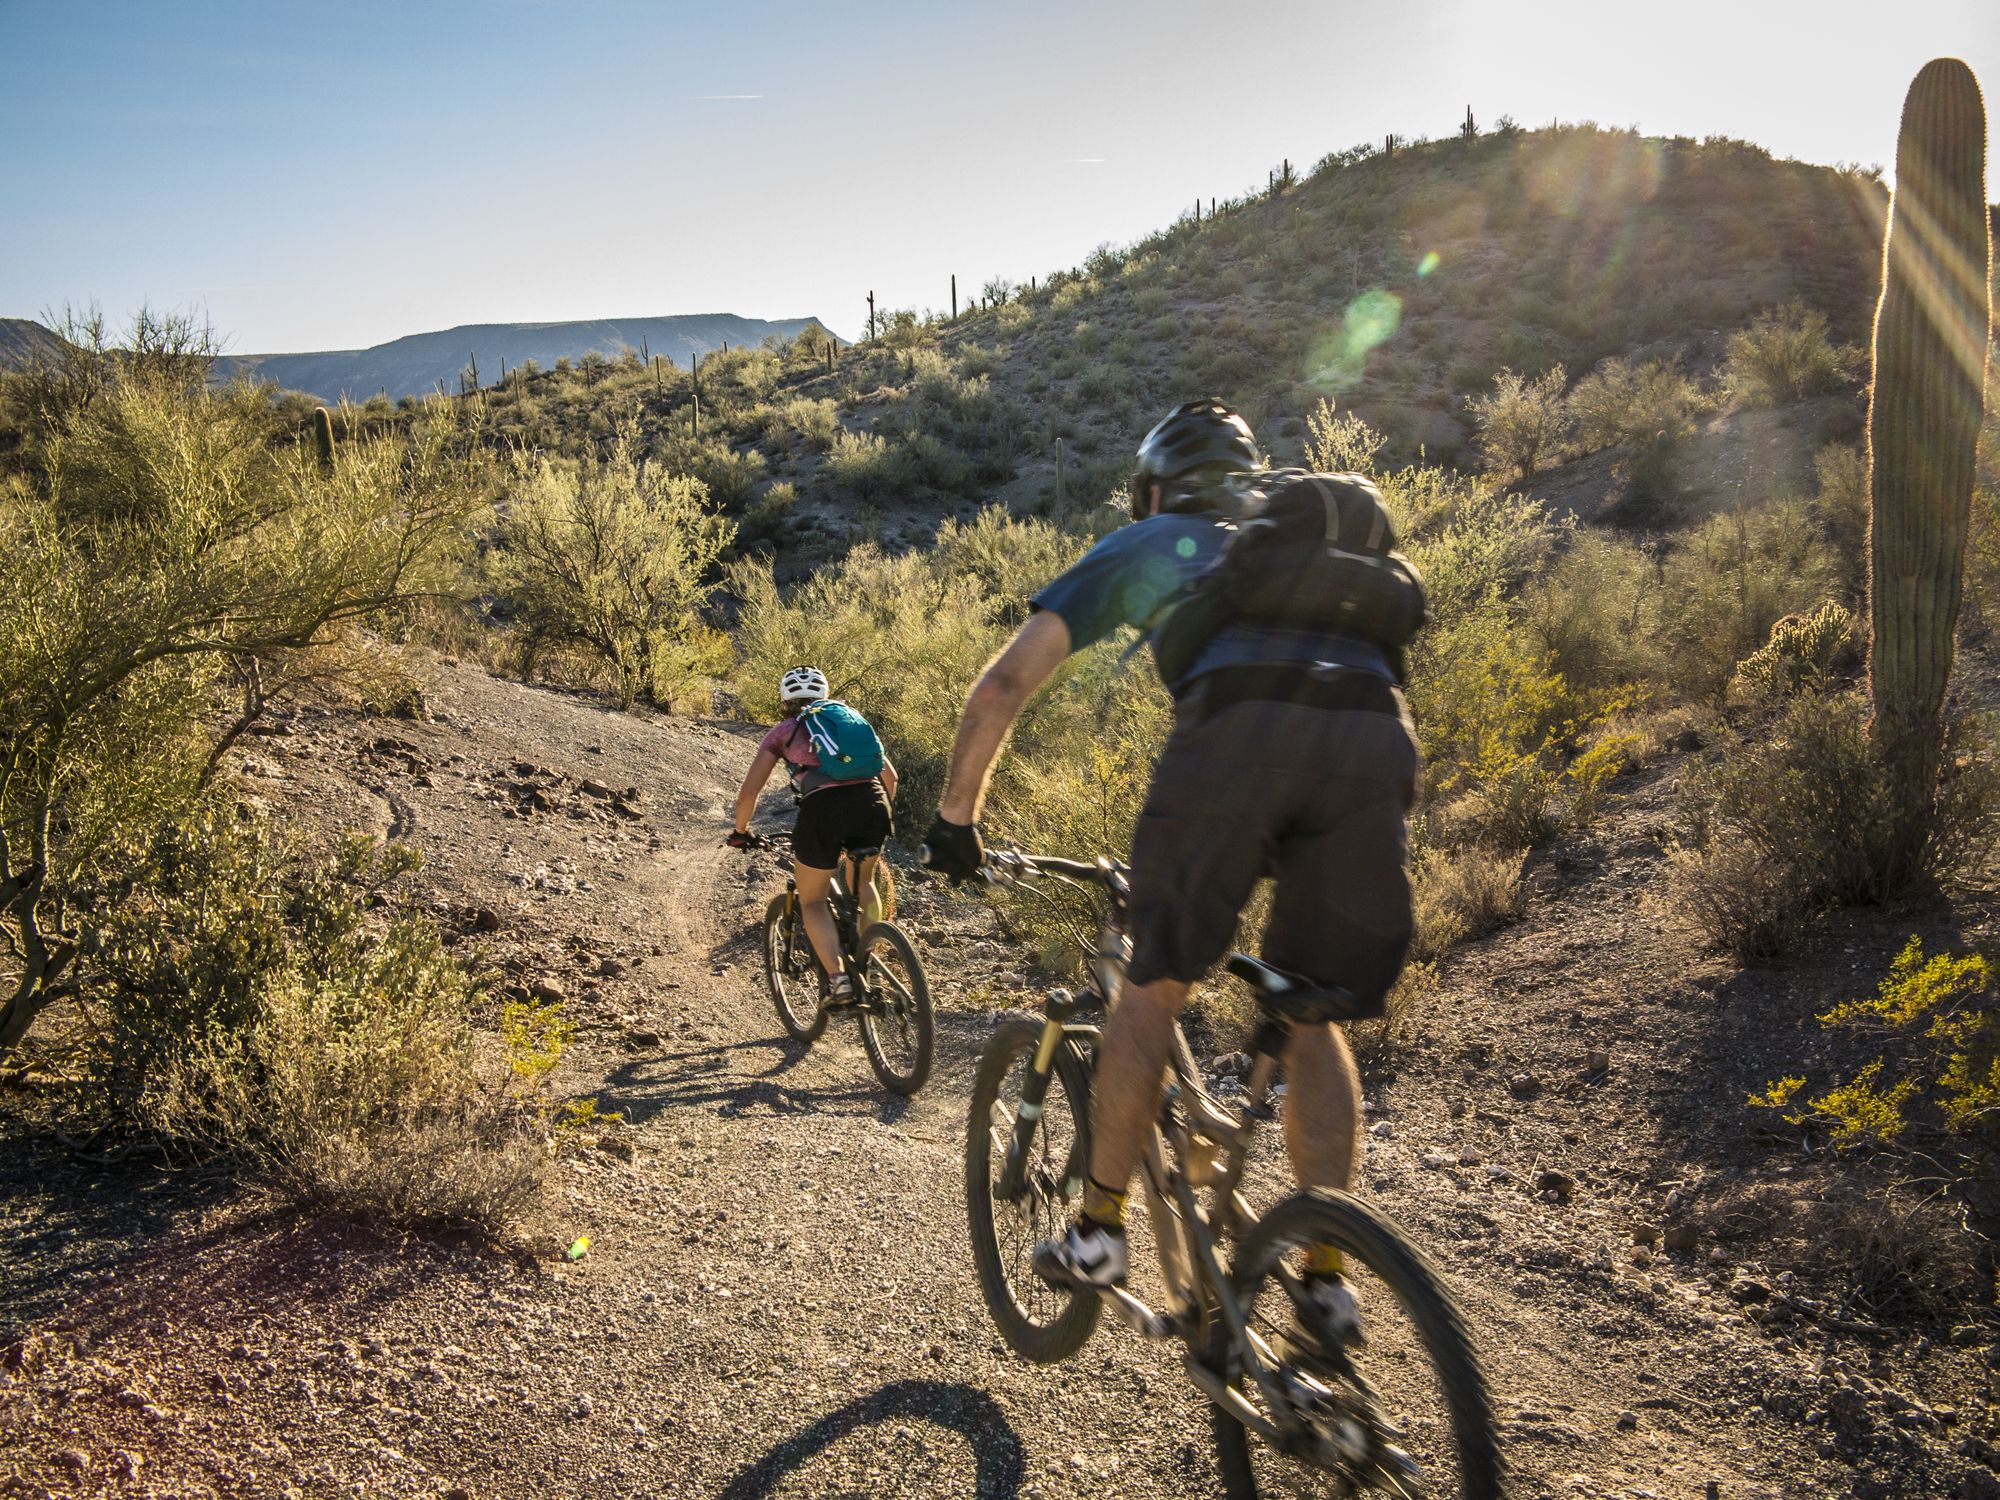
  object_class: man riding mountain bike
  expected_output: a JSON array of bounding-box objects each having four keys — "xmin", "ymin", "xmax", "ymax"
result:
[
  {"xmin": 923, "ymin": 398, "xmax": 1421, "ymax": 1354},
  {"xmin": 731, "ymin": 666, "xmax": 898, "ymax": 1006}
]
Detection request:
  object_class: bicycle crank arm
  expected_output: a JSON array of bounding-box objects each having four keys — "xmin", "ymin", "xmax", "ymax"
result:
[
  {"xmin": 1182, "ymin": 1353, "xmax": 1285, "ymax": 1446},
  {"xmin": 1098, "ymin": 1284, "xmax": 1174, "ymax": 1340}
]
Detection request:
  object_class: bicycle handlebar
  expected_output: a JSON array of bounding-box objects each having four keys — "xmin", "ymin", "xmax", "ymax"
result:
[{"xmin": 982, "ymin": 847, "xmax": 1122, "ymax": 888}]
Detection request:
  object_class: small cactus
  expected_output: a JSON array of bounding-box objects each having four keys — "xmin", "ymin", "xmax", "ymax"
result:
[
  {"xmin": 311, "ymin": 406, "xmax": 336, "ymax": 474},
  {"xmin": 1866, "ymin": 57, "xmax": 1992, "ymax": 878}
]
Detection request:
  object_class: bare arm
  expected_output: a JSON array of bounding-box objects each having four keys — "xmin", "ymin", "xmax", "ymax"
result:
[
  {"xmin": 733, "ymin": 747, "xmax": 783, "ymax": 833},
  {"xmin": 879, "ymin": 756, "xmax": 899, "ymax": 803},
  {"xmin": 937, "ymin": 609, "xmax": 1072, "ymax": 824}
]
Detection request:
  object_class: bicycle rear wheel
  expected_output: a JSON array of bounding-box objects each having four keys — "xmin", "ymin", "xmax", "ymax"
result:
[
  {"xmin": 1211, "ymin": 1190, "xmax": 1500, "ymax": 1500},
  {"xmin": 763, "ymin": 893, "xmax": 827, "ymax": 1043},
  {"xmin": 965, "ymin": 1017, "xmax": 1101, "ymax": 1362},
  {"xmin": 856, "ymin": 922, "xmax": 932, "ymax": 1094}
]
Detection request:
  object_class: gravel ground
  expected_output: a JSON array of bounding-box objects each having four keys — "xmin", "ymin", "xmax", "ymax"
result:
[{"xmin": 4, "ymin": 658, "xmax": 1997, "ymax": 1500}]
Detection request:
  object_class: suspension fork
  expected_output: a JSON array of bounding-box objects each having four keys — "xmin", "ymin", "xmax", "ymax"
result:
[{"xmin": 996, "ymin": 988, "xmax": 1085, "ymax": 1199}]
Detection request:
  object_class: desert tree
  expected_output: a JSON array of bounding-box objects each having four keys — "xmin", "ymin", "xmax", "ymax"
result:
[
  {"xmin": 488, "ymin": 435, "xmax": 735, "ymax": 708},
  {"xmin": 0, "ymin": 315, "xmax": 485, "ymax": 1051}
]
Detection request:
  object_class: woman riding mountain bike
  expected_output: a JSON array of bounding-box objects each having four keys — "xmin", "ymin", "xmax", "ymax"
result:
[{"xmin": 728, "ymin": 666, "xmax": 897, "ymax": 1006}]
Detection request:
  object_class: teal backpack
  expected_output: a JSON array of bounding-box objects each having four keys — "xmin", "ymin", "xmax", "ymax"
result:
[{"xmin": 796, "ymin": 699, "xmax": 885, "ymax": 781}]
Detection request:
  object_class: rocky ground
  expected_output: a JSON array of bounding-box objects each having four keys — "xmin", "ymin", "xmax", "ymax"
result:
[{"xmin": 4, "ymin": 657, "xmax": 1997, "ymax": 1500}]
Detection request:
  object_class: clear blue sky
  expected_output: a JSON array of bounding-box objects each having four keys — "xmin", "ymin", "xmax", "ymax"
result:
[{"xmin": 2, "ymin": 0, "xmax": 1994, "ymax": 353}]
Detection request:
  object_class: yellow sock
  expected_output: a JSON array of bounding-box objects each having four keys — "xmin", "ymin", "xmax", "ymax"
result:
[
  {"xmin": 1082, "ymin": 1177, "xmax": 1128, "ymax": 1231},
  {"xmin": 1304, "ymin": 1243, "xmax": 1346, "ymax": 1277}
]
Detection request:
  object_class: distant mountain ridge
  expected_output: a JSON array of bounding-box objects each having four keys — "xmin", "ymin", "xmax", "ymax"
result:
[
  {"xmin": 0, "ymin": 317, "xmax": 71, "ymax": 369},
  {"xmin": 211, "ymin": 313, "xmax": 836, "ymax": 402}
]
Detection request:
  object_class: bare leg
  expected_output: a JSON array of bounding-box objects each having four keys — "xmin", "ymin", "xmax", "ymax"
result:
[
  {"xmin": 1282, "ymin": 1021, "xmax": 1362, "ymax": 1191},
  {"xmin": 1086, "ymin": 977, "xmax": 1191, "ymax": 1194},
  {"xmin": 793, "ymin": 862, "xmax": 845, "ymax": 978},
  {"xmin": 852, "ymin": 853, "xmax": 885, "ymax": 929}
]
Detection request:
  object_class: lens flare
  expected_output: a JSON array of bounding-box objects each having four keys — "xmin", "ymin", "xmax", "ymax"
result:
[
  {"xmin": 1305, "ymin": 289, "xmax": 1404, "ymax": 392},
  {"xmin": 1417, "ymin": 251, "xmax": 1441, "ymax": 278}
]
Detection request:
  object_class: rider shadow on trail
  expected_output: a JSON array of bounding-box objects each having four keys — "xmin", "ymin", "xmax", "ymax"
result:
[
  {"xmin": 598, "ymin": 1038, "xmax": 913, "ymax": 1128},
  {"xmin": 714, "ymin": 1379, "xmax": 1024, "ymax": 1500}
]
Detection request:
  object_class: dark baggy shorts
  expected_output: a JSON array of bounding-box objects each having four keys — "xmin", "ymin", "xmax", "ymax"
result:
[
  {"xmin": 1124, "ymin": 684, "xmax": 1419, "ymax": 1014},
  {"xmin": 793, "ymin": 779, "xmax": 893, "ymax": 871}
]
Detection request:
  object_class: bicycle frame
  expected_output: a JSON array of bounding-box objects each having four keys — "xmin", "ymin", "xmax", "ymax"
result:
[
  {"xmin": 988, "ymin": 850, "xmax": 1330, "ymax": 1450},
  {"xmin": 766, "ymin": 834, "xmax": 868, "ymax": 968}
]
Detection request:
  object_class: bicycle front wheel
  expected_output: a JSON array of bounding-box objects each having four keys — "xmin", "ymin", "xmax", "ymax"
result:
[
  {"xmin": 855, "ymin": 922, "xmax": 932, "ymax": 1094},
  {"xmin": 965, "ymin": 1017, "xmax": 1100, "ymax": 1362},
  {"xmin": 763, "ymin": 893, "xmax": 827, "ymax": 1043},
  {"xmin": 1211, "ymin": 1190, "xmax": 1500, "ymax": 1500}
]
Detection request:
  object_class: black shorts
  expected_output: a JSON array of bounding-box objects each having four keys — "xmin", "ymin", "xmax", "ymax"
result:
[
  {"xmin": 1124, "ymin": 690, "xmax": 1418, "ymax": 1012},
  {"xmin": 793, "ymin": 780, "xmax": 892, "ymax": 870}
]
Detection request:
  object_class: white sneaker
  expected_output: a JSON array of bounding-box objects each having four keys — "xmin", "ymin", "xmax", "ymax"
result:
[
  {"xmin": 825, "ymin": 972, "xmax": 857, "ymax": 1008},
  {"xmin": 1032, "ymin": 1219, "xmax": 1128, "ymax": 1289},
  {"xmin": 1291, "ymin": 1272, "xmax": 1366, "ymax": 1355}
]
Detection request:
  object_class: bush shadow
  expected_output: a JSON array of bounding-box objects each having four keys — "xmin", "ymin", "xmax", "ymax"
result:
[
  {"xmin": 599, "ymin": 1037, "xmax": 915, "ymax": 1127},
  {"xmin": 0, "ymin": 1131, "xmax": 489, "ymax": 1348}
]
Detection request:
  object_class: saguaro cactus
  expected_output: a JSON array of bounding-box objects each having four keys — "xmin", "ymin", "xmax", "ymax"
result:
[
  {"xmin": 311, "ymin": 406, "xmax": 336, "ymax": 474},
  {"xmin": 1867, "ymin": 57, "xmax": 1992, "ymax": 880}
]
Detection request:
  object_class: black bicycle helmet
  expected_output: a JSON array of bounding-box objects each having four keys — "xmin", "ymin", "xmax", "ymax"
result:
[{"xmin": 1129, "ymin": 397, "xmax": 1260, "ymax": 521}]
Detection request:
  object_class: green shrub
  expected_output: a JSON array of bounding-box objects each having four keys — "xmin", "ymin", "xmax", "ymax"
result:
[
  {"xmin": 1521, "ymin": 529, "xmax": 1661, "ymax": 689},
  {"xmin": 489, "ymin": 437, "xmax": 734, "ymax": 707},
  {"xmin": 77, "ymin": 809, "xmax": 552, "ymax": 1231},
  {"xmin": 824, "ymin": 429, "xmax": 894, "ymax": 499},
  {"xmin": 1671, "ymin": 694, "xmax": 1997, "ymax": 959},
  {"xmin": 1569, "ymin": 356, "xmax": 1705, "ymax": 506},
  {"xmin": 1409, "ymin": 605, "xmax": 1626, "ymax": 847},
  {"xmin": 1755, "ymin": 938, "xmax": 2000, "ymax": 1148},
  {"xmin": 1653, "ymin": 500, "xmax": 1844, "ymax": 701},
  {"xmin": 774, "ymin": 396, "xmax": 840, "ymax": 454},
  {"xmin": 1810, "ymin": 442, "xmax": 1870, "ymax": 599},
  {"xmin": 1674, "ymin": 692, "xmax": 1892, "ymax": 955},
  {"xmin": 699, "ymin": 443, "xmax": 767, "ymax": 507},
  {"xmin": 1467, "ymin": 365, "xmax": 1572, "ymax": 481},
  {"xmin": 1399, "ymin": 485, "xmax": 1560, "ymax": 623},
  {"xmin": 739, "ymin": 481, "xmax": 798, "ymax": 549},
  {"xmin": 1721, "ymin": 303, "xmax": 1863, "ymax": 408}
]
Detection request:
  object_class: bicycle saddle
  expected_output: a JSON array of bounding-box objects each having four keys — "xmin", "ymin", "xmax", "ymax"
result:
[{"xmin": 1224, "ymin": 953, "xmax": 1371, "ymax": 1023}]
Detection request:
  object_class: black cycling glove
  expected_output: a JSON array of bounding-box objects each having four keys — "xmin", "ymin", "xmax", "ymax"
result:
[
  {"xmin": 921, "ymin": 813, "xmax": 985, "ymax": 884},
  {"xmin": 725, "ymin": 829, "xmax": 756, "ymax": 850}
]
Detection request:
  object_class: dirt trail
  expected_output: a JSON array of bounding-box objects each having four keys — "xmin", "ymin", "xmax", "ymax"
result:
[{"xmin": 3, "ymin": 661, "xmax": 1991, "ymax": 1500}]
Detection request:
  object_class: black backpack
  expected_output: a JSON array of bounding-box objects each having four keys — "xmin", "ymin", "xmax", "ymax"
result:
[{"xmin": 1151, "ymin": 469, "xmax": 1429, "ymax": 686}]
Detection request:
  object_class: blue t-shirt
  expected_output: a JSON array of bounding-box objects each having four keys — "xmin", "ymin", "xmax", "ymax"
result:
[{"xmin": 1029, "ymin": 512, "xmax": 1395, "ymax": 693}]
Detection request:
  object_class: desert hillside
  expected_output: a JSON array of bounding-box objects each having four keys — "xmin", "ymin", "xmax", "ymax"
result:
[{"xmin": 281, "ymin": 125, "xmax": 1931, "ymax": 581}]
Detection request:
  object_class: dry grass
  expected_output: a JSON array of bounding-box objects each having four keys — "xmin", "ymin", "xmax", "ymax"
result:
[{"xmin": 1411, "ymin": 845, "xmax": 1527, "ymax": 962}]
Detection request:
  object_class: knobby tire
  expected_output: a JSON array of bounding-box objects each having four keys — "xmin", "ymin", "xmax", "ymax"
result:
[{"xmin": 965, "ymin": 1017, "xmax": 1101, "ymax": 1363}]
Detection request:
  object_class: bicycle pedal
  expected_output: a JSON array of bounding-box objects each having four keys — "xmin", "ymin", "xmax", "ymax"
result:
[{"xmin": 1098, "ymin": 1284, "xmax": 1173, "ymax": 1340}]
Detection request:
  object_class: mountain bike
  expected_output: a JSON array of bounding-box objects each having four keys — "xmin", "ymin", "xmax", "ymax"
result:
[
  {"xmin": 742, "ymin": 831, "xmax": 933, "ymax": 1095},
  {"xmin": 965, "ymin": 848, "xmax": 1500, "ymax": 1498}
]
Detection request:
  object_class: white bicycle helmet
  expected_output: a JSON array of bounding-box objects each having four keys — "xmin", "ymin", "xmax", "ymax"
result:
[{"xmin": 779, "ymin": 666, "xmax": 829, "ymax": 705}]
